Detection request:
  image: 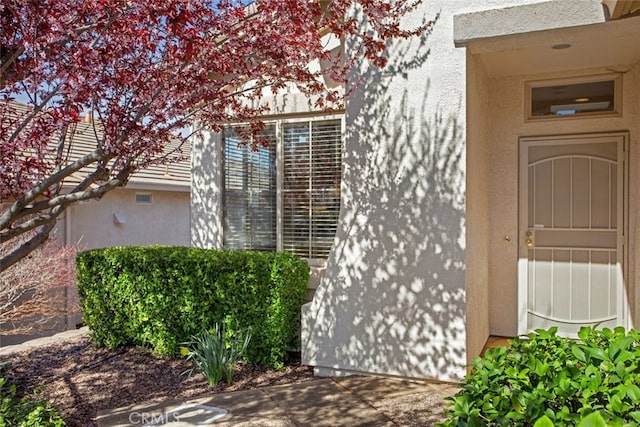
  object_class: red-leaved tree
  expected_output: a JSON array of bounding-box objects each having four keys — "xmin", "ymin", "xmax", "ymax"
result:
[{"xmin": 0, "ymin": 0, "xmax": 426, "ymax": 272}]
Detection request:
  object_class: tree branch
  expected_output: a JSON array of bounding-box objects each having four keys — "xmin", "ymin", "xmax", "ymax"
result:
[
  {"xmin": 0, "ymin": 148, "xmax": 104, "ymax": 229},
  {"xmin": 1, "ymin": 153, "xmax": 115, "ymax": 228},
  {"xmin": 0, "ymin": 163, "xmax": 132, "ymax": 272},
  {"xmin": 0, "ymin": 214, "xmax": 54, "ymax": 243},
  {"xmin": 0, "ymin": 221, "xmax": 57, "ymax": 273}
]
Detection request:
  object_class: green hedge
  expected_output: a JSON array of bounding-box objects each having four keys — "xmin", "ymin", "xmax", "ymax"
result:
[
  {"xmin": 440, "ymin": 327, "xmax": 640, "ymax": 426},
  {"xmin": 76, "ymin": 246, "xmax": 309, "ymax": 368}
]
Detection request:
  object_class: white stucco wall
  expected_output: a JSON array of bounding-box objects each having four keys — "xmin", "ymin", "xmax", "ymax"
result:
[
  {"xmin": 454, "ymin": 0, "xmax": 606, "ymax": 46},
  {"xmin": 300, "ymin": 0, "xmax": 554, "ymax": 382},
  {"xmin": 191, "ymin": 131, "xmax": 223, "ymax": 249},
  {"xmin": 61, "ymin": 187, "xmax": 191, "ymax": 249}
]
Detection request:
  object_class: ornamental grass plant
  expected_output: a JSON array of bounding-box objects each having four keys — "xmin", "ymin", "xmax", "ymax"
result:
[{"xmin": 181, "ymin": 324, "xmax": 251, "ymax": 386}]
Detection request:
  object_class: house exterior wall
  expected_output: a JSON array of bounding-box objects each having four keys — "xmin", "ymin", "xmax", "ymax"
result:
[
  {"xmin": 454, "ymin": 0, "xmax": 606, "ymax": 46},
  {"xmin": 464, "ymin": 49, "xmax": 491, "ymax": 363},
  {"xmin": 59, "ymin": 187, "xmax": 191, "ymax": 249},
  {"xmin": 302, "ymin": 0, "xmax": 628, "ymax": 380},
  {"xmin": 191, "ymin": 0, "xmax": 637, "ymax": 381},
  {"xmin": 2, "ymin": 187, "xmax": 190, "ymax": 347},
  {"xmin": 302, "ymin": 0, "xmax": 534, "ymax": 382},
  {"xmin": 484, "ymin": 64, "xmax": 640, "ymax": 336},
  {"xmin": 458, "ymin": 0, "xmax": 640, "ymax": 337},
  {"xmin": 191, "ymin": 131, "xmax": 224, "ymax": 250}
]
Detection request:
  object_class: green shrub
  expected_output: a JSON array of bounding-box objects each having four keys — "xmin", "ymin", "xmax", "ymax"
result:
[
  {"xmin": 440, "ymin": 327, "xmax": 640, "ymax": 426},
  {"xmin": 181, "ymin": 323, "xmax": 251, "ymax": 386},
  {"xmin": 76, "ymin": 246, "xmax": 308, "ymax": 368},
  {"xmin": 0, "ymin": 375, "xmax": 65, "ymax": 427}
]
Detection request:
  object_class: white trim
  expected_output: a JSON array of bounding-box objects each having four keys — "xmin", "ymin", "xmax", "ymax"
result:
[{"xmin": 276, "ymin": 121, "xmax": 284, "ymax": 252}]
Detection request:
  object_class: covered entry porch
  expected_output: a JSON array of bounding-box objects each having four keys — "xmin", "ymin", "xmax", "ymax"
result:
[{"xmin": 456, "ymin": 0, "xmax": 640, "ymax": 362}]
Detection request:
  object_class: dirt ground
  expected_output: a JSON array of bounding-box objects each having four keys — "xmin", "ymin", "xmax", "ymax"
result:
[{"xmin": 0, "ymin": 335, "xmax": 315, "ymax": 426}]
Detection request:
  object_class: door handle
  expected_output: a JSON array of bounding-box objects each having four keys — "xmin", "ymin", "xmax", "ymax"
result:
[{"xmin": 525, "ymin": 231, "xmax": 533, "ymax": 247}]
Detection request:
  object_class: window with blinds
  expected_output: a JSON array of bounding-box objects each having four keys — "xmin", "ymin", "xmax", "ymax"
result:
[
  {"xmin": 222, "ymin": 117, "xmax": 342, "ymax": 259},
  {"xmin": 222, "ymin": 125, "xmax": 277, "ymax": 251},
  {"xmin": 282, "ymin": 119, "xmax": 342, "ymax": 258}
]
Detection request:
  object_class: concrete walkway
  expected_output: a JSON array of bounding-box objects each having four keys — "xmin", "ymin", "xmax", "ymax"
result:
[
  {"xmin": 0, "ymin": 326, "xmax": 89, "ymax": 356},
  {"xmin": 97, "ymin": 376, "xmax": 459, "ymax": 426}
]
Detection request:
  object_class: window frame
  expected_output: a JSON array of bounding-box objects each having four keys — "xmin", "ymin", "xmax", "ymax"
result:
[
  {"xmin": 525, "ymin": 73, "xmax": 622, "ymax": 122},
  {"xmin": 221, "ymin": 114, "xmax": 344, "ymax": 262}
]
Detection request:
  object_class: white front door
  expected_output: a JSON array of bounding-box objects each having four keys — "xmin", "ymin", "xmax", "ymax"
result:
[{"xmin": 518, "ymin": 134, "xmax": 627, "ymax": 336}]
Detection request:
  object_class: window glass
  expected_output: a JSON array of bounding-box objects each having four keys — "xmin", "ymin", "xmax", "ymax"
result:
[
  {"xmin": 528, "ymin": 76, "xmax": 619, "ymax": 119},
  {"xmin": 282, "ymin": 119, "xmax": 342, "ymax": 259},
  {"xmin": 222, "ymin": 125, "xmax": 277, "ymax": 250}
]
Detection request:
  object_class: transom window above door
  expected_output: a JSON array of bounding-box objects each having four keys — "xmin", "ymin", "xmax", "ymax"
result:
[
  {"xmin": 526, "ymin": 74, "xmax": 621, "ymax": 121},
  {"xmin": 222, "ymin": 116, "xmax": 343, "ymax": 260}
]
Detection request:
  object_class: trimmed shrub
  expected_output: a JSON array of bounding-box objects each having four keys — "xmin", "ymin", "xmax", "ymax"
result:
[
  {"xmin": 76, "ymin": 246, "xmax": 308, "ymax": 368},
  {"xmin": 440, "ymin": 327, "xmax": 640, "ymax": 426}
]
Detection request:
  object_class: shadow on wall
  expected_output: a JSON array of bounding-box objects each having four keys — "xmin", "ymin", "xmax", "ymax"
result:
[
  {"xmin": 191, "ymin": 131, "xmax": 222, "ymax": 249},
  {"xmin": 303, "ymin": 13, "xmax": 468, "ymax": 381}
]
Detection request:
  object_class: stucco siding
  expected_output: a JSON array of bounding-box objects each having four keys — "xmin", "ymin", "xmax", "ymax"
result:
[
  {"xmin": 300, "ymin": 0, "xmax": 556, "ymax": 382},
  {"xmin": 455, "ymin": 0, "xmax": 606, "ymax": 47},
  {"xmin": 191, "ymin": 131, "xmax": 223, "ymax": 249},
  {"xmin": 465, "ymin": 50, "xmax": 491, "ymax": 364},
  {"xmin": 64, "ymin": 188, "xmax": 190, "ymax": 249},
  {"xmin": 188, "ymin": 0, "xmax": 640, "ymax": 381},
  {"xmin": 302, "ymin": 0, "xmax": 469, "ymax": 382}
]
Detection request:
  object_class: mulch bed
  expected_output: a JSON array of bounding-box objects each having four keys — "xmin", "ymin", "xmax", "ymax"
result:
[{"xmin": 0, "ymin": 335, "xmax": 314, "ymax": 426}]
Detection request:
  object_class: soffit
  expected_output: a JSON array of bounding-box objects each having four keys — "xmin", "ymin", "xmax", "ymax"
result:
[
  {"xmin": 464, "ymin": 16, "xmax": 640, "ymax": 77},
  {"xmin": 454, "ymin": 0, "xmax": 607, "ymax": 48}
]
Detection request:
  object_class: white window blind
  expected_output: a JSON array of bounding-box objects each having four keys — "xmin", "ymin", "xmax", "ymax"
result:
[
  {"xmin": 222, "ymin": 125, "xmax": 277, "ymax": 250},
  {"xmin": 282, "ymin": 119, "xmax": 342, "ymax": 258},
  {"xmin": 222, "ymin": 117, "xmax": 342, "ymax": 259}
]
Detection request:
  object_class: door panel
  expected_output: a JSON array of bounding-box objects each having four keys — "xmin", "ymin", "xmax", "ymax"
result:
[{"xmin": 519, "ymin": 135, "xmax": 626, "ymax": 336}]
